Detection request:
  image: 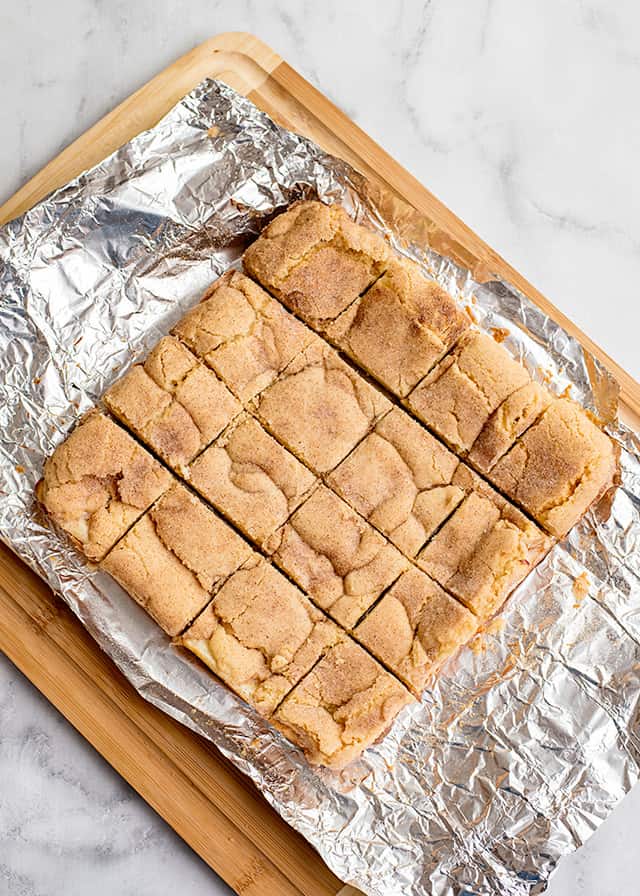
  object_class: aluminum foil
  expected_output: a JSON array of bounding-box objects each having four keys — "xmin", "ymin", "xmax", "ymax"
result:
[{"xmin": 1, "ymin": 79, "xmax": 639, "ymax": 896}]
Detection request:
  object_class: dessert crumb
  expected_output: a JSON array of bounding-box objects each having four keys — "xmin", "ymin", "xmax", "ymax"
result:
[
  {"xmin": 490, "ymin": 327, "xmax": 509, "ymax": 344},
  {"xmin": 573, "ymin": 571, "xmax": 590, "ymax": 608}
]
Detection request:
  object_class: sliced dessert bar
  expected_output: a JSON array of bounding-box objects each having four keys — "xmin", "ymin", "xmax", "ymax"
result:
[
  {"xmin": 267, "ymin": 484, "xmax": 409, "ymax": 628},
  {"xmin": 179, "ymin": 557, "xmax": 345, "ymax": 716},
  {"xmin": 243, "ymin": 200, "xmax": 389, "ymax": 327},
  {"xmin": 104, "ymin": 336, "xmax": 240, "ymax": 473},
  {"xmin": 354, "ymin": 567, "xmax": 477, "ymax": 695},
  {"xmin": 173, "ymin": 270, "xmax": 314, "ymax": 402},
  {"xmin": 327, "ymin": 257, "xmax": 468, "ymax": 397},
  {"xmin": 407, "ymin": 330, "xmax": 531, "ymax": 454},
  {"xmin": 467, "ymin": 380, "xmax": 553, "ymax": 472},
  {"xmin": 327, "ymin": 408, "xmax": 465, "ymax": 556},
  {"xmin": 101, "ymin": 483, "xmax": 253, "ymax": 636},
  {"xmin": 253, "ymin": 339, "xmax": 391, "ymax": 474},
  {"xmin": 36, "ymin": 411, "xmax": 171, "ymax": 561},
  {"xmin": 407, "ymin": 329, "xmax": 616, "ymax": 537},
  {"xmin": 417, "ymin": 466, "xmax": 552, "ymax": 618},
  {"xmin": 273, "ymin": 638, "xmax": 413, "ymax": 767},
  {"xmin": 189, "ymin": 413, "xmax": 316, "ymax": 547},
  {"xmin": 487, "ymin": 398, "xmax": 617, "ymax": 537}
]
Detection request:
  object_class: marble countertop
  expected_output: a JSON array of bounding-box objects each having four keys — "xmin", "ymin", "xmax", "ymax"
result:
[{"xmin": 1, "ymin": 3, "xmax": 639, "ymax": 895}]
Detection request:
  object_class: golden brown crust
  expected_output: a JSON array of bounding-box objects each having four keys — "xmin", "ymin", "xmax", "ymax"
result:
[
  {"xmin": 189, "ymin": 413, "xmax": 316, "ymax": 546},
  {"xmin": 328, "ymin": 258, "xmax": 469, "ymax": 397},
  {"xmin": 417, "ymin": 468, "xmax": 552, "ymax": 619},
  {"xmin": 173, "ymin": 270, "xmax": 314, "ymax": 401},
  {"xmin": 253, "ymin": 339, "xmax": 391, "ymax": 474},
  {"xmin": 36, "ymin": 411, "xmax": 172, "ymax": 562},
  {"xmin": 243, "ymin": 200, "xmax": 390, "ymax": 326},
  {"xmin": 104, "ymin": 336, "xmax": 240, "ymax": 472},
  {"xmin": 179, "ymin": 557, "xmax": 345, "ymax": 716},
  {"xmin": 328, "ymin": 408, "xmax": 464, "ymax": 555},
  {"xmin": 267, "ymin": 485, "xmax": 409, "ymax": 628},
  {"xmin": 488, "ymin": 398, "xmax": 618, "ymax": 537},
  {"xmin": 408, "ymin": 330, "xmax": 531, "ymax": 453},
  {"xmin": 100, "ymin": 483, "xmax": 252, "ymax": 636},
  {"xmin": 467, "ymin": 380, "xmax": 553, "ymax": 472},
  {"xmin": 355, "ymin": 568, "xmax": 477, "ymax": 695},
  {"xmin": 273, "ymin": 639, "xmax": 413, "ymax": 767}
]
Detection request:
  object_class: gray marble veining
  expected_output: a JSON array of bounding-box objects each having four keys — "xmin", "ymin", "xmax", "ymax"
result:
[{"xmin": 1, "ymin": 2, "xmax": 639, "ymax": 894}]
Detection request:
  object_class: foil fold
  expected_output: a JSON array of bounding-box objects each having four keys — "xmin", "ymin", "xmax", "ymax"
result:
[{"xmin": 0, "ymin": 79, "xmax": 639, "ymax": 896}]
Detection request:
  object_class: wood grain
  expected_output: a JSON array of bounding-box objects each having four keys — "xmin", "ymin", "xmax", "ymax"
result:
[
  {"xmin": 0, "ymin": 542, "xmax": 347, "ymax": 896},
  {"xmin": 0, "ymin": 31, "xmax": 637, "ymax": 896}
]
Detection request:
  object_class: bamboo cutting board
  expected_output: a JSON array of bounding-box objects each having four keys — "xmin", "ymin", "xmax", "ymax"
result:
[{"xmin": 0, "ymin": 32, "xmax": 638, "ymax": 896}]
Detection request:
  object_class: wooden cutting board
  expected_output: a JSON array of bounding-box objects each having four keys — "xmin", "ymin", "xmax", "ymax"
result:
[{"xmin": 0, "ymin": 32, "xmax": 638, "ymax": 896}]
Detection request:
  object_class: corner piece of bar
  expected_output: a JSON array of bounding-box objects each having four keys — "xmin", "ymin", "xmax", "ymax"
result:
[
  {"xmin": 104, "ymin": 335, "xmax": 241, "ymax": 473},
  {"xmin": 273, "ymin": 638, "xmax": 414, "ymax": 768},
  {"xmin": 355, "ymin": 567, "xmax": 478, "ymax": 696},
  {"xmin": 417, "ymin": 466, "xmax": 552, "ymax": 619},
  {"xmin": 327, "ymin": 407, "xmax": 464, "ymax": 556},
  {"xmin": 178, "ymin": 557, "xmax": 345, "ymax": 717},
  {"xmin": 407, "ymin": 330, "xmax": 531, "ymax": 453},
  {"xmin": 328, "ymin": 257, "xmax": 469, "ymax": 397},
  {"xmin": 172, "ymin": 270, "xmax": 314, "ymax": 402},
  {"xmin": 101, "ymin": 483, "xmax": 252, "ymax": 636},
  {"xmin": 253, "ymin": 339, "xmax": 391, "ymax": 474},
  {"xmin": 243, "ymin": 200, "xmax": 390, "ymax": 327},
  {"xmin": 488, "ymin": 397, "xmax": 618, "ymax": 537},
  {"xmin": 189, "ymin": 413, "xmax": 316, "ymax": 547},
  {"xmin": 35, "ymin": 410, "xmax": 172, "ymax": 562},
  {"xmin": 266, "ymin": 484, "xmax": 409, "ymax": 629}
]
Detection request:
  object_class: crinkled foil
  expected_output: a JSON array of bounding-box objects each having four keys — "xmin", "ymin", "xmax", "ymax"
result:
[{"xmin": 1, "ymin": 80, "xmax": 639, "ymax": 896}]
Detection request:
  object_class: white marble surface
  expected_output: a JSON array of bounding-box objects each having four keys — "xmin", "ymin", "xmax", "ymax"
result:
[{"xmin": 1, "ymin": 2, "xmax": 639, "ymax": 894}]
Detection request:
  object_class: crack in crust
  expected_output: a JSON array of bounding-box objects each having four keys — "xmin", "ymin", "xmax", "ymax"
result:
[
  {"xmin": 35, "ymin": 411, "xmax": 172, "ymax": 561},
  {"xmin": 328, "ymin": 257, "xmax": 469, "ymax": 397},
  {"xmin": 355, "ymin": 567, "xmax": 478, "ymax": 696},
  {"xmin": 173, "ymin": 270, "xmax": 314, "ymax": 402},
  {"xmin": 327, "ymin": 408, "xmax": 464, "ymax": 556},
  {"xmin": 179, "ymin": 557, "xmax": 345, "ymax": 716},
  {"xmin": 408, "ymin": 330, "xmax": 530, "ymax": 453},
  {"xmin": 266, "ymin": 484, "xmax": 409, "ymax": 629},
  {"xmin": 253, "ymin": 339, "xmax": 391, "ymax": 474},
  {"xmin": 104, "ymin": 336, "xmax": 241, "ymax": 473},
  {"xmin": 467, "ymin": 380, "xmax": 553, "ymax": 473},
  {"xmin": 244, "ymin": 200, "xmax": 390, "ymax": 326},
  {"xmin": 417, "ymin": 469, "xmax": 553, "ymax": 619},
  {"xmin": 189, "ymin": 413, "xmax": 316, "ymax": 547},
  {"xmin": 273, "ymin": 638, "xmax": 413, "ymax": 768}
]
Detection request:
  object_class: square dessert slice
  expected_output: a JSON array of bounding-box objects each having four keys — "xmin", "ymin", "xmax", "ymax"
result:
[
  {"xmin": 488, "ymin": 398, "xmax": 617, "ymax": 537},
  {"xmin": 327, "ymin": 408, "xmax": 465, "ymax": 556},
  {"xmin": 273, "ymin": 638, "xmax": 414, "ymax": 768},
  {"xmin": 267, "ymin": 485, "xmax": 409, "ymax": 628},
  {"xmin": 179, "ymin": 557, "xmax": 345, "ymax": 716},
  {"xmin": 243, "ymin": 200, "xmax": 390, "ymax": 327},
  {"xmin": 104, "ymin": 336, "xmax": 241, "ymax": 473},
  {"xmin": 36, "ymin": 411, "xmax": 172, "ymax": 562},
  {"xmin": 407, "ymin": 330, "xmax": 531, "ymax": 453},
  {"xmin": 355, "ymin": 567, "xmax": 477, "ymax": 696},
  {"xmin": 189, "ymin": 413, "xmax": 316, "ymax": 547},
  {"xmin": 417, "ymin": 466, "xmax": 552, "ymax": 619},
  {"xmin": 172, "ymin": 270, "xmax": 314, "ymax": 402},
  {"xmin": 327, "ymin": 258, "xmax": 468, "ymax": 397},
  {"xmin": 101, "ymin": 483, "xmax": 253, "ymax": 636},
  {"xmin": 253, "ymin": 339, "xmax": 391, "ymax": 474},
  {"xmin": 467, "ymin": 380, "xmax": 553, "ymax": 473}
]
